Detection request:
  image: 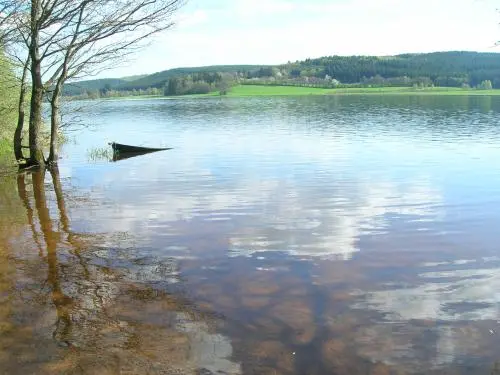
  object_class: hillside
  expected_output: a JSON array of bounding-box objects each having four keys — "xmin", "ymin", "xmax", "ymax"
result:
[
  {"xmin": 288, "ymin": 51, "xmax": 500, "ymax": 87},
  {"xmin": 64, "ymin": 78, "xmax": 127, "ymax": 96},
  {"xmin": 64, "ymin": 65, "xmax": 264, "ymax": 96},
  {"xmin": 118, "ymin": 65, "xmax": 265, "ymax": 90},
  {"xmin": 63, "ymin": 74, "xmax": 148, "ymax": 96},
  {"xmin": 64, "ymin": 51, "xmax": 500, "ymax": 97}
]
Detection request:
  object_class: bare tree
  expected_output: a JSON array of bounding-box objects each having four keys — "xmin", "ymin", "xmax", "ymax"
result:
[
  {"xmin": 1, "ymin": 1, "xmax": 30, "ymax": 162},
  {"xmin": 43, "ymin": 0, "xmax": 185, "ymax": 164},
  {"xmin": 0, "ymin": 0, "xmax": 23, "ymax": 45},
  {"xmin": 13, "ymin": 55, "xmax": 29, "ymax": 161},
  {"xmin": 2, "ymin": 0, "xmax": 185, "ymax": 166}
]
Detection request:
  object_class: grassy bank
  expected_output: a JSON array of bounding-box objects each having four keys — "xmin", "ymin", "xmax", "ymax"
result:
[
  {"xmin": 214, "ymin": 85, "xmax": 500, "ymax": 97},
  {"xmin": 70, "ymin": 85, "xmax": 500, "ymax": 101},
  {"xmin": 167, "ymin": 85, "xmax": 500, "ymax": 98},
  {"xmin": 0, "ymin": 127, "xmax": 16, "ymax": 168}
]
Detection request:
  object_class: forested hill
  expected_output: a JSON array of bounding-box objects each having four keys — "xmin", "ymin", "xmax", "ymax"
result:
[
  {"xmin": 118, "ymin": 65, "xmax": 264, "ymax": 90},
  {"xmin": 63, "ymin": 65, "xmax": 264, "ymax": 96},
  {"xmin": 289, "ymin": 51, "xmax": 500, "ymax": 87},
  {"xmin": 64, "ymin": 51, "xmax": 500, "ymax": 97}
]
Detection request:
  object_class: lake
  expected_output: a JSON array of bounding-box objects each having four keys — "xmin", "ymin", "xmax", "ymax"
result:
[{"xmin": 1, "ymin": 95, "xmax": 500, "ymax": 374}]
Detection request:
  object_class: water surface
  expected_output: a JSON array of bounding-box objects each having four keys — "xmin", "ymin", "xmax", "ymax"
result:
[{"xmin": 2, "ymin": 95, "xmax": 500, "ymax": 374}]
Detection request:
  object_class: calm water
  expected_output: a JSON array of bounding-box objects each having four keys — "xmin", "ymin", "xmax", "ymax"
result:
[{"xmin": 2, "ymin": 95, "xmax": 500, "ymax": 374}]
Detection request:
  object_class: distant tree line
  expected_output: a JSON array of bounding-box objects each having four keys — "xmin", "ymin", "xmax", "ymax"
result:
[
  {"xmin": 242, "ymin": 75, "xmax": 495, "ymax": 91},
  {"xmin": 277, "ymin": 52, "xmax": 500, "ymax": 89},
  {"xmin": 71, "ymin": 87, "xmax": 163, "ymax": 100},
  {"xmin": 62, "ymin": 51, "xmax": 500, "ymax": 99},
  {"xmin": 164, "ymin": 72, "xmax": 234, "ymax": 96},
  {"xmin": 163, "ymin": 52, "xmax": 500, "ymax": 96}
]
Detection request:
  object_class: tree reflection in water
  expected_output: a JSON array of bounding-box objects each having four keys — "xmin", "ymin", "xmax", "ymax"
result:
[
  {"xmin": 2, "ymin": 168, "xmax": 499, "ymax": 374},
  {"xmin": 0, "ymin": 169, "xmax": 241, "ymax": 375}
]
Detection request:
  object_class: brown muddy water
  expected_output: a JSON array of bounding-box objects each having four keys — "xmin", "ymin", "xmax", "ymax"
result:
[{"xmin": 2, "ymin": 96, "xmax": 500, "ymax": 374}]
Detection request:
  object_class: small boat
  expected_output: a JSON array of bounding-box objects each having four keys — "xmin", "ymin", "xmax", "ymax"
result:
[
  {"xmin": 109, "ymin": 142, "xmax": 172, "ymax": 162},
  {"xmin": 109, "ymin": 142, "xmax": 172, "ymax": 153}
]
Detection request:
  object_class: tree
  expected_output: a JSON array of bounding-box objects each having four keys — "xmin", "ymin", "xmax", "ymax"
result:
[
  {"xmin": 13, "ymin": 56, "xmax": 29, "ymax": 161},
  {"xmin": 0, "ymin": 0, "xmax": 23, "ymax": 45},
  {"xmin": 44, "ymin": 0, "xmax": 185, "ymax": 164},
  {"xmin": 2, "ymin": 0, "xmax": 185, "ymax": 166},
  {"xmin": 0, "ymin": 49, "xmax": 18, "ymax": 153},
  {"xmin": 165, "ymin": 76, "xmax": 180, "ymax": 95},
  {"xmin": 1, "ymin": 1, "xmax": 32, "ymax": 162},
  {"xmin": 217, "ymin": 80, "xmax": 231, "ymax": 95},
  {"xmin": 478, "ymin": 80, "xmax": 493, "ymax": 90}
]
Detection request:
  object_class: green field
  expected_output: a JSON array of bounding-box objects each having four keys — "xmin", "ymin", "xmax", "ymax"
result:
[
  {"xmin": 75, "ymin": 84, "xmax": 500, "ymax": 102},
  {"xmin": 160, "ymin": 85, "xmax": 500, "ymax": 98},
  {"xmin": 215, "ymin": 85, "xmax": 500, "ymax": 97}
]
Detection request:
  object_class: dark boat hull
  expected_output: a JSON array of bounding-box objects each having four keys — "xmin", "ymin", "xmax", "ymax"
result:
[{"xmin": 110, "ymin": 142, "xmax": 171, "ymax": 153}]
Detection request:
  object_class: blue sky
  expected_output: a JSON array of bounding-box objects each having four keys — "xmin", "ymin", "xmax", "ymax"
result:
[{"xmin": 105, "ymin": 0, "xmax": 500, "ymax": 78}]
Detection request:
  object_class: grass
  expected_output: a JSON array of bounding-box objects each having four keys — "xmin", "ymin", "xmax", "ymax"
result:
[
  {"xmin": 87, "ymin": 146, "xmax": 112, "ymax": 162},
  {"xmin": 72, "ymin": 85, "xmax": 500, "ymax": 102},
  {"xmin": 165, "ymin": 85, "xmax": 500, "ymax": 98},
  {"xmin": 218, "ymin": 85, "xmax": 500, "ymax": 97},
  {"xmin": 0, "ymin": 139, "xmax": 14, "ymax": 168}
]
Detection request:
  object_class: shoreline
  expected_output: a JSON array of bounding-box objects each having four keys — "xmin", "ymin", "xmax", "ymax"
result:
[{"xmin": 71, "ymin": 85, "xmax": 500, "ymax": 101}]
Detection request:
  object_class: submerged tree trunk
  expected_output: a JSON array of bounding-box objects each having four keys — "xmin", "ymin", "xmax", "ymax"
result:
[
  {"xmin": 49, "ymin": 166, "xmax": 69, "ymax": 232},
  {"xmin": 14, "ymin": 58, "xmax": 30, "ymax": 162},
  {"xmin": 49, "ymin": 166, "xmax": 91, "ymax": 279},
  {"xmin": 32, "ymin": 170, "xmax": 73, "ymax": 344},
  {"xmin": 17, "ymin": 173, "xmax": 43, "ymax": 255}
]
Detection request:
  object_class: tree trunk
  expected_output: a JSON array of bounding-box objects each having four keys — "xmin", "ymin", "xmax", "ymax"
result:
[
  {"xmin": 28, "ymin": 0, "xmax": 45, "ymax": 168},
  {"xmin": 48, "ymin": 82, "xmax": 62, "ymax": 164},
  {"xmin": 13, "ymin": 112, "xmax": 25, "ymax": 162},
  {"xmin": 14, "ymin": 58, "xmax": 30, "ymax": 162},
  {"xmin": 49, "ymin": 164, "xmax": 90, "ymax": 279},
  {"xmin": 29, "ymin": 58, "xmax": 45, "ymax": 167},
  {"xmin": 32, "ymin": 170, "xmax": 73, "ymax": 345},
  {"xmin": 17, "ymin": 173, "xmax": 43, "ymax": 255},
  {"xmin": 49, "ymin": 166, "xmax": 69, "ymax": 233}
]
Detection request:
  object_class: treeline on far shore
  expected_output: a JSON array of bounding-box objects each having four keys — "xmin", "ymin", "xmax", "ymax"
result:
[
  {"xmin": 68, "ymin": 86, "xmax": 164, "ymax": 100},
  {"xmin": 67, "ymin": 76, "xmax": 495, "ymax": 100},
  {"xmin": 64, "ymin": 51, "xmax": 500, "ymax": 100}
]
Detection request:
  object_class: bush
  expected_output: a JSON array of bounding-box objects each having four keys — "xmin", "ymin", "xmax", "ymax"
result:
[
  {"xmin": 186, "ymin": 82, "xmax": 211, "ymax": 95},
  {"xmin": 478, "ymin": 80, "xmax": 493, "ymax": 90},
  {"xmin": 0, "ymin": 53, "xmax": 19, "ymax": 160}
]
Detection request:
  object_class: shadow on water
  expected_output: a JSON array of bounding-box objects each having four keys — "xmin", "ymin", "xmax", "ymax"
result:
[
  {"xmin": 0, "ymin": 169, "xmax": 240, "ymax": 375},
  {"xmin": 112, "ymin": 149, "xmax": 170, "ymax": 162}
]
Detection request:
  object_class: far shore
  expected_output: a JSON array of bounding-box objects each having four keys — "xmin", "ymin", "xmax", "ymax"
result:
[{"xmin": 75, "ymin": 85, "xmax": 500, "ymax": 101}]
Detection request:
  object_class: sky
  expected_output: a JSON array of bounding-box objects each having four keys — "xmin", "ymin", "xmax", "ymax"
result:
[{"xmin": 102, "ymin": 0, "xmax": 500, "ymax": 78}]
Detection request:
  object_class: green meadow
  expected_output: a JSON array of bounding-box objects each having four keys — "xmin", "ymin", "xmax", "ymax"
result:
[
  {"xmin": 223, "ymin": 85, "xmax": 500, "ymax": 97},
  {"xmin": 94, "ymin": 85, "xmax": 500, "ymax": 101},
  {"xmin": 173, "ymin": 85, "xmax": 500, "ymax": 98}
]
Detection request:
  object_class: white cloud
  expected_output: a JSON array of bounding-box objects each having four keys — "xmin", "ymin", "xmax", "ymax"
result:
[
  {"xmin": 177, "ymin": 9, "xmax": 209, "ymax": 28},
  {"xmin": 227, "ymin": 177, "xmax": 443, "ymax": 259},
  {"xmin": 355, "ymin": 258, "xmax": 500, "ymax": 321},
  {"xmin": 233, "ymin": 0, "xmax": 296, "ymax": 18}
]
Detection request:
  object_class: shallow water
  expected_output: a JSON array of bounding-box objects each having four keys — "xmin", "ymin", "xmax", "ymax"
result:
[{"xmin": 2, "ymin": 95, "xmax": 500, "ymax": 374}]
